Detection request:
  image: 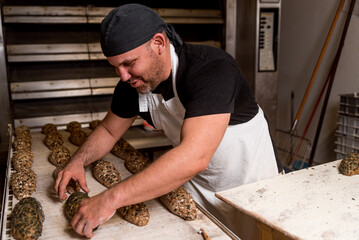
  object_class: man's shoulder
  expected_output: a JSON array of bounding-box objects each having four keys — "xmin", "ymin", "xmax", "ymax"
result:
[
  {"xmin": 181, "ymin": 43, "xmax": 227, "ymax": 61},
  {"xmin": 179, "ymin": 43, "xmax": 238, "ymax": 71},
  {"xmin": 178, "ymin": 43, "xmax": 239, "ymax": 79}
]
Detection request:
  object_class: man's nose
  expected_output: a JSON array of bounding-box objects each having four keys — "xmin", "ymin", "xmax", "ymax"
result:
[{"xmin": 117, "ymin": 66, "xmax": 131, "ymax": 82}]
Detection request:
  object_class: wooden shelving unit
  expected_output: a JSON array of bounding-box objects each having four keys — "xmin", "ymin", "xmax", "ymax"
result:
[{"xmin": 1, "ymin": 1, "xmax": 226, "ymax": 130}]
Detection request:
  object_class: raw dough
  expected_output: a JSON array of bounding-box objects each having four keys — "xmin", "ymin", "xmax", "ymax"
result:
[
  {"xmin": 11, "ymin": 169, "xmax": 37, "ymax": 200},
  {"xmin": 159, "ymin": 187, "xmax": 197, "ymax": 221},
  {"xmin": 66, "ymin": 121, "xmax": 82, "ymax": 133},
  {"xmin": 41, "ymin": 123, "xmax": 57, "ymax": 135},
  {"xmin": 89, "ymin": 120, "xmax": 101, "ymax": 130},
  {"xmin": 15, "ymin": 125, "xmax": 30, "ymax": 137},
  {"xmin": 118, "ymin": 203, "xmax": 149, "ymax": 227},
  {"xmin": 11, "ymin": 197, "xmax": 45, "ymax": 240},
  {"xmin": 91, "ymin": 160, "xmax": 121, "ymax": 188},
  {"xmin": 339, "ymin": 152, "xmax": 359, "ymax": 176},
  {"xmin": 12, "ymin": 137, "xmax": 32, "ymax": 151},
  {"xmin": 91, "ymin": 159, "xmax": 150, "ymax": 226},
  {"xmin": 48, "ymin": 145, "xmax": 71, "ymax": 168},
  {"xmin": 11, "ymin": 149, "xmax": 34, "ymax": 171},
  {"xmin": 69, "ymin": 130, "xmax": 87, "ymax": 146},
  {"xmin": 64, "ymin": 192, "xmax": 89, "ymax": 220},
  {"xmin": 111, "ymin": 138, "xmax": 151, "ymax": 174},
  {"xmin": 43, "ymin": 131, "xmax": 64, "ymax": 150}
]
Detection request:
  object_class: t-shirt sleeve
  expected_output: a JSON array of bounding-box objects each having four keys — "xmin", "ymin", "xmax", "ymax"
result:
[
  {"xmin": 181, "ymin": 60, "xmax": 240, "ymax": 119},
  {"xmin": 110, "ymin": 81, "xmax": 139, "ymax": 118}
]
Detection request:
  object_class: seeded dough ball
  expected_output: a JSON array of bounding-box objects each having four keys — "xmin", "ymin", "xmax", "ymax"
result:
[
  {"xmin": 89, "ymin": 120, "xmax": 101, "ymax": 130},
  {"xmin": 11, "ymin": 149, "xmax": 34, "ymax": 171},
  {"xmin": 41, "ymin": 123, "xmax": 57, "ymax": 135},
  {"xmin": 159, "ymin": 187, "xmax": 197, "ymax": 221},
  {"xmin": 66, "ymin": 121, "xmax": 82, "ymax": 133},
  {"xmin": 15, "ymin": 125, "xmax": 31, "ymax": 138},
  {"xmin": 43, "ymin": 132, "xmax": 63, "ymax": 150},
  {"xmin": 48, "ymin": 145, "xmax": 71, "ymax": 168},
  {"xmin": 12, "ymin": 137, "xmax": 32, "ymax": 151},
  {"xmin": 64, "ymin": 192, "xmax": 89, "ymax": 220},
  {"xmin": 339, "ymin": 152, "xmax": 359, "ymax": 176},
  {"xmin": 11, "ymin": 169, "xmax": 37, "ymax": 200},
  {"xmin": 92, "ymin": 159, "xmax": 121, "ymax": 188},
  {"xmin": 11, "ymin": 197, "xmax": 45, "ymax": 240},
  {"xmin": 69, "ymin": 130, "xmax": 87, "ymax": 147}
]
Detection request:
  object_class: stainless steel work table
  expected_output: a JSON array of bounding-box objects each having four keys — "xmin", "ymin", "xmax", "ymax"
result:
[
  {"xmin": 1, "ymin": 129, "xmax": 231, "ymax": 240},
  {"xmin": 216, "ymin": 160, "xmax": 359, "ymax": 240}
]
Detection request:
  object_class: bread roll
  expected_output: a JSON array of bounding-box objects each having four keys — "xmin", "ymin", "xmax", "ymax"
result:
[
  {"xmin": 43, "ymin": 131, "xmax": 63, "ymax": 150},
  {"xmin": 64, "ymin": 192, "xmax": 100, "ymax": 233},
  {"xmin": 339, "ymin": 152, "xmax": 359, "ymax": 176},
  {"xmin": 118, "ymin": 203, "xmax": 149, "ymax": 226},
  {"xmin": 14, "ymin": 126, "xmax": 32, "ymax": 147},
  {"xmin": 69, "ymin": 130, "xmax": 87, "ymax": 146},
  {"xmin": 111, "ymin": 138, "xmax": 142, "ymax": 161},
  {"xmin": 11, "ymin": 149, "xmax": 34, "ymax": 171},
  {"xmin": 12, "ymin": 137, "xmax": 32, "ymax": 151},
  {"xmin": 48, "ymin": 145, "xmax": 71, "ymax": 168},
  {"xmin": 64, "ymin": 192, "xmax": 89, "ymax": 220},
  {"xmin": 66, "ymin": 121, "xmax": 82, "ymax": 133},
  {"xmin": 159, "ymin": 187, "xmax": 197, "ymax": 221},
  {"xmin": 41, "ymin": 123, "xmax": 57, "ymax": 135},
  {"xmin": 89, "ymin": 120, "xmax": 101, "ymax": 130},
  {"xmin": 11, "ymin": 169, "xmax": 37, "ymax": 200},
  {"xmin": 124, "ymin": 158, "xmax": 151, "ymax": 175},
  {"xmin": 11, "ymin": 197, "xmax": 45, "ymax": 240},
  {"xmin": 91, "ymin": 159, "xmax": 150, "ymax": 226},
  {"xmin": 111, "ymin": 138, "xmax": 151, "ymax": 174},
  {"xmin": 92, "ymin": 160, "xmax": 121, "ymax": 188},
  {"xmin": 15, "ymin": 125, "xmax": 30, "ymax": 137}
]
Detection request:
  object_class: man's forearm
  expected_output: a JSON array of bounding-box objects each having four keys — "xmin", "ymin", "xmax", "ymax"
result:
[
  {"xmin": 70, "ymin": 112, "xmax": 136, "ymax": 167},
  {"xmin": 71, "ymin": 125, "xmax": 119, "ymax": 167}
]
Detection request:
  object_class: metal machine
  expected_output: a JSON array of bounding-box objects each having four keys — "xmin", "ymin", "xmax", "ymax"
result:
[{"xmin": 227, "ymin": 0, "xmax": 281, "ymax": 136}]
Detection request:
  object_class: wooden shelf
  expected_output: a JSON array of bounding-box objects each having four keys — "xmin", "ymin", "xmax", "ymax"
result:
[
  {"xmin": 2, "ymin": 3, "xmax": 225, "ymax": 129},
  {"xmin": 3, "ymin": 6, "xmax": 224, "ymax": 25},
  {"xmin": 10, "ymin": 77, "xmax": 118, "ymax": 100},
  {"xmin": 7, "ymin": 41, "xmax": 221, "ymax": 63},
  {"xmin": 13, "ymin": 112, "xmax": 144, "ymax": 130}
]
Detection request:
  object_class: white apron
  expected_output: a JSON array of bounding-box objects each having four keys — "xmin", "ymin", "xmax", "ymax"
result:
[{"xmin": 139, "ymin": 44, "xmax": 279, "ymax": 239}]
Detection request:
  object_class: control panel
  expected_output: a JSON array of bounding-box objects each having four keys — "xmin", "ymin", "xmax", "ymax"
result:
[{"xmin": 258, "ymin": 10, "xmax": 277, "ymax": 71}]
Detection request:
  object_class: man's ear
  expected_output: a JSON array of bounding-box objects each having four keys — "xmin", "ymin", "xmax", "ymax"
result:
[{"xmin": 151, "ymin": 33, "xmax": 166, "ymax": 55}]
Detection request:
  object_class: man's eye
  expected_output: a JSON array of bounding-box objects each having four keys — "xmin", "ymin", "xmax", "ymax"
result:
[{"xmin": 125, "ymin": 60, "xmax": 135, "ymax": 66}]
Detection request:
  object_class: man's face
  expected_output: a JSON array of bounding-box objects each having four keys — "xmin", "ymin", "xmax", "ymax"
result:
[{"xmin": 107, "ymin": 42, "xmax": 165, "ymax": 94}]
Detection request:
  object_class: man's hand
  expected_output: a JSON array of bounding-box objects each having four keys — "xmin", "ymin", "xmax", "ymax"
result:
[
  {"xmin": 54, "ymin": 159, "xmax": 90, "ymax": 201},
  {"xmin": 71, "ymin": 190, "xmax": 117, "ymax": 238}
]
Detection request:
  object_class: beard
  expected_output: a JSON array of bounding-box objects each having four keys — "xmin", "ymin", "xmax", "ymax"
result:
[{"xmin": 134, "ymin": 48, "xmax": 165, "ymax": 94}]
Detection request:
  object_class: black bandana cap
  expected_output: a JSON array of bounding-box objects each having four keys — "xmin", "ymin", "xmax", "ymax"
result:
[{"xmin": 101, "ymin": 3, "xmax": 183, "ymax": 57}]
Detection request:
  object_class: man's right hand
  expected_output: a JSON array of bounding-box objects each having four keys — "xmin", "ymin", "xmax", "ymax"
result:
[{"xmin": 54, "ymin": 159, "xmax": 90, "ymax": 201}]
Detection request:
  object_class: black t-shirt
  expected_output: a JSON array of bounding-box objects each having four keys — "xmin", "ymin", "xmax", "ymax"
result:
[{"xmin": 111, "ymin": 43, "xmax": 258, "ymax": 127}]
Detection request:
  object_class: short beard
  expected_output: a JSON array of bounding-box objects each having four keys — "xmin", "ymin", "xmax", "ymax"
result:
[{"xmin": 136, "ymin": 46, "xmax": 164, "ymax": 94}]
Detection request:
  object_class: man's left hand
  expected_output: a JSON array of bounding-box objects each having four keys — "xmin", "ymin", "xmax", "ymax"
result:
[{"xmin": 71, "ymin": 190, "xmax": 117, "ymax": 238}]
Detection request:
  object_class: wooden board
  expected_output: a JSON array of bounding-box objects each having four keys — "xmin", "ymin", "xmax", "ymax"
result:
[
  {"xmin": 216, "ymin": 160, "xmax": 359, "ymax": 240},
  {"xmin": 2, "ymin": 130, "xmax": 231, "ymax": 240}
]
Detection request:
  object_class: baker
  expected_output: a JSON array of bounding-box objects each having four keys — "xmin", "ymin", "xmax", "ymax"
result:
[{"xmin": 54, "ymin": 3, "xmax": 283, "ymax": 239}]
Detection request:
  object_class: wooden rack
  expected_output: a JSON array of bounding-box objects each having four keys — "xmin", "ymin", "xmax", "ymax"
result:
[
  {"xmin": 2, "ymin": 3, "xmax": 225, "ymax": 129},
  {"xmin": 3, "ymin": 6, "xmax": 224, "ymax": 25}
]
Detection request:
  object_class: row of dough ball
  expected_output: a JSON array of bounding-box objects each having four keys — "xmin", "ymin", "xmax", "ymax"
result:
[
  {"xmin": 11, "ymin": 126, "xmax": 37, "ymax": 201},
  {"xmin": 11, "ymin": 126, "xmax": 43, "ymax": 240}
]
